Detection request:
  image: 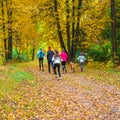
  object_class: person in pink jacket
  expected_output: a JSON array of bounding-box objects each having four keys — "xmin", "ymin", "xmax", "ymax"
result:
[{"xmin": 60, "ymin": 48, "xmax": 68, "ymax": 73}]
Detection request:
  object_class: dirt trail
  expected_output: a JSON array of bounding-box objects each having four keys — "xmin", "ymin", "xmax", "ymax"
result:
[{"xmin": 23, "ymin": 65, "xmax": 120, "ymax": 120}]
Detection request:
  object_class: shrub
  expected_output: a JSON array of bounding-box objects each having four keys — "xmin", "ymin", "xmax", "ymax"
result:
[
  {"xmin": 117, "ymin": 47, "xmax": 120, "ymax": 62},
  {"xmin": 12, "ymin": 49, "xmax": 30, "ymax": 62},
  {"xmin": 17, "ymin": 53, "xmax": 30, "ymax": 62},
  {"xmin": 88, "ymin": 43, "xmax": 112, "ymax": 62}
]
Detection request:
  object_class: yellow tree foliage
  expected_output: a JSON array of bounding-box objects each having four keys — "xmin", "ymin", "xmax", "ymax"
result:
[{"xmin": 0, "ymin": 0, "xmax": 112, "ymax": 62}]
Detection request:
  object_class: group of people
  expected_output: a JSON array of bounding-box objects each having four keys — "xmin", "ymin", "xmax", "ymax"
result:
[
  {"xmin": 37, "ymin": 47, "xmax": 68, "ymax": 79},
  {"xmin": 37, "ymin": 46, "xmax": 86, "ymax": 80}
]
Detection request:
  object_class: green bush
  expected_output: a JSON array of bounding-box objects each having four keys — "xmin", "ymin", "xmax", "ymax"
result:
[
  {"xmin": 17, "ymin": 53, "xmax": 30, "ymax": 62},
  {"xmin": 117, "ymin": 47, "xmax": 120, "ymax": 62},
  {"xmin": 88, "ymin": 43, "xmax": 112, "ymax": 62},
  {"xmin": 12, "ymin": 49, "xmax": 30, "ymax": 62}
]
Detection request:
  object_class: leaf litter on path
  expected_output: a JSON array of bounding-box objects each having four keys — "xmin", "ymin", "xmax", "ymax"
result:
[{"xmin": 0, "ymin": 65, "xmax": 120, "ymax": 120}]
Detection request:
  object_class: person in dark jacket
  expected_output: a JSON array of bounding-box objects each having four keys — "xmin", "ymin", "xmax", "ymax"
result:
[{"xmin": 47, "ymin": 47, "xmax": 54, "ymax": 73}]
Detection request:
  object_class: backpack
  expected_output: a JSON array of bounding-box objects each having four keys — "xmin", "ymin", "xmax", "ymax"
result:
[
  {"xmin": 79, "ymin": 56, "xmax": 86, "ymax": 63},
  {"xmin": 38, "ymin": 51, "xmax": 44, "ymax": 58}
]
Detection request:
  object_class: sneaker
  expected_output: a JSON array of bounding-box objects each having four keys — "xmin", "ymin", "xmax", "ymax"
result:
[
  {"xmin": 55, "ymin": 75, "xmax": 58, "ymax": 78},
  {"xmin": 59, "ymin": 77, "xmax": 62, "ymax": 80},
  {"xmin": 81, "ymin": 67, "xmax": 84, "ymax": 72}
]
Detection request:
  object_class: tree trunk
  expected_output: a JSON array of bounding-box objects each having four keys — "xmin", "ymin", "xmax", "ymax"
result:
[
  {"xmin": 71, "ymin": 0, "xmax": 75, "ymax": 59},
  {"xmin": 111, "ymin": 0, "xmax": 117, "ymax": 64},
  {"xmin": 8, "ymin": 11, "xmax": 13, "ymax": 60},
  {"xmin": 66, "ymin": 0, "xmax": 71, "ymax": 60},
  {"xmin": 7, "ymin": 0, "xmax": 13, "ymax": 60},
  {"xmin": 32, "ymin": 48, "xmax": 35, "ymax": 60},
  {"xmin": 1, "ymin": 0, "xmax": 8, "ymax": 61},
  {"xmin": 54, "ymin": 0, "xmax": 66, "ymax": 51},
  {"xmin": 75, "ymin": 0, "xmax": 82, "ymax": 52}
]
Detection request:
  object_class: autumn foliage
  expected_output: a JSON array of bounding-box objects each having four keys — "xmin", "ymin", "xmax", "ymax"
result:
[{"xmin": 0, "ymin": 0, "xmax": 120, "ymax": 64}]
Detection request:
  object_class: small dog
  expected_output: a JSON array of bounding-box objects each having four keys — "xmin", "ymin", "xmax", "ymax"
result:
[{"xmin": 69, "ymin": 62, "xmax": 76, "ymax": 72}]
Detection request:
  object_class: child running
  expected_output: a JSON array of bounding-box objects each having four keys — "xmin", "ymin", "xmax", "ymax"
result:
[{"xmin": 77, "ymin": 52, "xmax": 86, "ymax": 72}]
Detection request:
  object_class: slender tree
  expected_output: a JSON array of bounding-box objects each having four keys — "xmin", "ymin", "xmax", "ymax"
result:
[
  {"xmin": 75, "ymin": 0, "xmax": 82, "ymax": 53},
  {"xmin": 111, "ymin": 0, "xmax": 117, "ymax": 64},
  {"xmin": 71, "ymin": 0, "xmax": 75, "ymax": 59},
  {"xmin": 7, "ymin": 0, "xmax": 13, "ymax": 60},
  {"xmin": 66, "ymin": 0, "xmax": 71, "ymax": 58},
  {"xmin": 1, "ymin": 0, "xmax": 8, "ymax": 61},
  {"xmin": 54, "ymin": 0, "xmax": 66, "ymax": 51}
]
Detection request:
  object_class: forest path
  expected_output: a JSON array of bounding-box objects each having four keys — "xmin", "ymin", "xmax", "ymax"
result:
[{"xmin": 22, "ymin": 64, "xmax": 120, "ymax": 120}]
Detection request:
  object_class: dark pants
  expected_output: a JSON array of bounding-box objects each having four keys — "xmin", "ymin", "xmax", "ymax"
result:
[
  {"xmin": 39, "ymin": 58, "xmax": 44, "ymax": 71},
  {"xmin": 48, "ymin": 60, "xmax": 53, "ymax": 73},
  {"xmin": 61, "ymin": 61, "xmax": 67, "ymax": 72},
  {"xmin": 53, "ymin": 63, "xmax": 61, "ymax": 77},
  {"xmin": 80, "ymin": 62, "xmax": 84, "ymax": 71}
]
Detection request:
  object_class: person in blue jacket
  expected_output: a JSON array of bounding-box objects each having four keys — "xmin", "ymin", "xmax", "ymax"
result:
[
  {"xmin": 47, "ymin": 46, "xmax": 54, "ymax": 73},
  {"xmin": 37, "ymin": 48, "xmax": 44, "ymax": 71}
]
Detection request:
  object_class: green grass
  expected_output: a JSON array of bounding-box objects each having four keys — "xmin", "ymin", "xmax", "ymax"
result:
[
  {"xmin": 7, "ymin": 64, "xmax": 34, "ymax": 82},
  {"xmin": 0, "ymin": 63, "xmax": 35, "ymax": 119},
  {"xmin": 0, "ymin": 63, "xmax": 34, "ymax": 96},
  {"xmin": 11, "ymin": 71, "xmax": 34, "ymax": 82}
]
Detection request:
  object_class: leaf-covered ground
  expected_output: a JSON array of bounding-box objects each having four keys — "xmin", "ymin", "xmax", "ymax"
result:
[{"xmin": 0, "ymin": 62, "xmax": 120, "ymax": 120}]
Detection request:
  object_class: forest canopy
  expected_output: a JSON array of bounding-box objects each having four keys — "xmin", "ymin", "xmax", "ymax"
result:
[{"xmin": 0, "ymin": 0, "xmax": 120, "ymax": 65}]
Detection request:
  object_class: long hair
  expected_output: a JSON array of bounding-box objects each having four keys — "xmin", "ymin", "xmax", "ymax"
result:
[{"xmin": 54, "ymin": 49, "xmax": 59, "ymax": 57}]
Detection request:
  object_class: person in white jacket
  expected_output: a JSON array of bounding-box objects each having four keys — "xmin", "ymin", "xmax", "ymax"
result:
[
  {"xmin": 77, "ymin": 52, "xmax": 86, "ymax": 72},
  {"xmin": 52, "ymin": 49, "xmax": 62, "ymax": 79}
]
